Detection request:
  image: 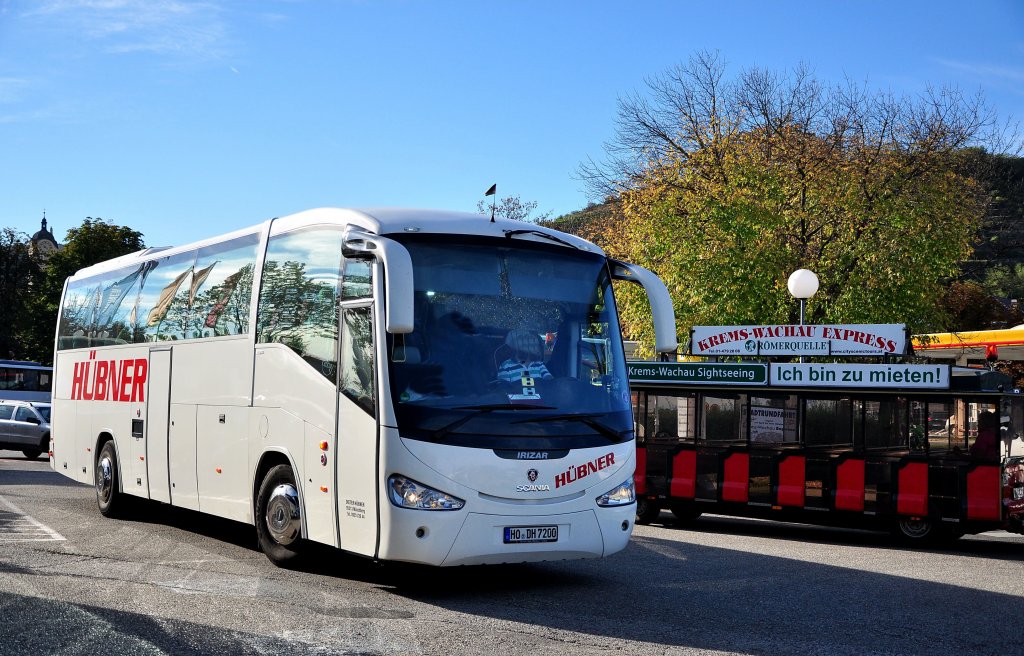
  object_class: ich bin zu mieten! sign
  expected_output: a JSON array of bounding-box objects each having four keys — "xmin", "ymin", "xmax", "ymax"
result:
[{"xmin": 690, "ymin": 324, "xmax": 907, "ymax": 357}]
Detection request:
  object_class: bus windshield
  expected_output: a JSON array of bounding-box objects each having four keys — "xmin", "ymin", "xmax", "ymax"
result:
[{"xmin": 387, "ymin": 237, "xmax": 631, "ymax": 449}]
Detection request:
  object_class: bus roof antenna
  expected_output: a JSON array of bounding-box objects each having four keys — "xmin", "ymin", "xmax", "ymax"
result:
[{"xmin": 485, "ymin": 183, "xmax": 496, "ymax": 222}]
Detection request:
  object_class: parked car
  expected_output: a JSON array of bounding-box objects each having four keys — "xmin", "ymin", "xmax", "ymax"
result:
[{"xmin": 0, "ymin": 400, "xmax": 51, "ymax": 460}]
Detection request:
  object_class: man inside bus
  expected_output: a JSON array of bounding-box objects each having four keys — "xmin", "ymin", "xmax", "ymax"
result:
[
  {"xmin": 497, "ymin": 330, "xmax": 553, "ymax": 383},
  {"xmin": 970, "ymin": 410, "xmax": 999, "ymax": 460}
]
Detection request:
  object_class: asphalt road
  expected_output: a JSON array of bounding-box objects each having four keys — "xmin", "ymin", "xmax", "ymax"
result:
[{"xmin": 1, "ymin": 450, "xmax": 1022, "ymax": 655}]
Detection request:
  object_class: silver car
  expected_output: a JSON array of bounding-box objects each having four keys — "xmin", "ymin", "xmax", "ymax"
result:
[{"xmin": 0, "ymin": 401, "xmax": 51, "ymax": 460}]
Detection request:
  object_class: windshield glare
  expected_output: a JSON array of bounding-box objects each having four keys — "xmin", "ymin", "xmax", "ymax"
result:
[{"xmin": 388, "ymin": 238, "xmax": 631, "ymax": 449}]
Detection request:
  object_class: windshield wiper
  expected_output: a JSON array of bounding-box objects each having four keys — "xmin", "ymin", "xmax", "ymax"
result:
[
  {"xmin": 503, "ymin": 228, "xmax": 582, "ymax": 251},
  {"xmin": 427, "ymin": 404, "xmax": 556, "ymax": 441},
  {"xmin": 512, "ymin": 412, "xmax": 628, "ymax": 442}
]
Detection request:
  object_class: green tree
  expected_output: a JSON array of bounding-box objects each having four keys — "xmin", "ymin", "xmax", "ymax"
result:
[
  {"xmin": 578, "ymin": 51, "xmax": 1004, "ymax": 354},
  {"xmin": 22, "ymin": 218, "xmax": 145, "ymax": 363},
  {"xmin": 0, "ymin": 228, "xmax": 42, "ymax": 359}
]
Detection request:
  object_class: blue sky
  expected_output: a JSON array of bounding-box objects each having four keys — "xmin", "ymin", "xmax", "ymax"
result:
[{"xmin": 2, "ymin": 0, "xmax": 1022, "ymax": 248}]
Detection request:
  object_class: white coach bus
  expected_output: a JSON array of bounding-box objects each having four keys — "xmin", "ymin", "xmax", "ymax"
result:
[{"xmin": 50, "ymin": 208, "xmax": 676, "ymax": 566}]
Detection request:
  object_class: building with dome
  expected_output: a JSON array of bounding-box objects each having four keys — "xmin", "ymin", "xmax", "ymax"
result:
[{"xmin": 29, "ymin": 214, "xmax": 60, "ymax": 261}]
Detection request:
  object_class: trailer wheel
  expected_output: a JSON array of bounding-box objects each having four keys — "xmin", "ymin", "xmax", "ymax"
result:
[
  {"xmin": 635, "ymin": 498, "xmax": 661, "ymax": 525},
  {"xmin": 255, "ymin": 464, "xmax": 304, "ymax": 567},
  {"xmin": 894, "ymin": 518, "xmax": 934, "ymax": 542},
  {"xmin": 96, "ymin": 441, "xmax": 124, "ymax": 517}
]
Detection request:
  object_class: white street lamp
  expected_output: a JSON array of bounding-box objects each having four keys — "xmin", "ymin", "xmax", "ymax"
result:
[{"xmin": 787, "ymin": 269, "xmax": 819, "ymax": 326}]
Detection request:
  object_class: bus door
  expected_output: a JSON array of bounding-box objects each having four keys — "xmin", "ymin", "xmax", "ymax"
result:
[
  {"xmin": 334, "ymin": 302, "xmax": 378, "ymax": 556},
  {"xmin": 145, "ymin": 348, "xmax": 172, "ymax": 503}
]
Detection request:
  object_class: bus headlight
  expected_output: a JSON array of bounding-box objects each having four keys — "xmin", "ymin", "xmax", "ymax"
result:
[
  {"xmin": 596, "ymin": 479, "xmax": 636, "ymax": 507},
  {"xmin": 387, "ymin": 474, "xmax": 465, "ymax": 511}
]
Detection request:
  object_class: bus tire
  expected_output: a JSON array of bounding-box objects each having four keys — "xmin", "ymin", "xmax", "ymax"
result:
[
  {"xmin": 635, "ymin": 498, "xmax": 661, "ymax": 525},
  {"xmin": 255, "ymin": 465, "xmax": 305, "ymax": 567},
  {"xmin": 95, "ymin": 440, "xmax": 123, "ymax": 517},
  {"xmin": 669, "ymin": 502, "xmax": 702, "ymax": 523}
]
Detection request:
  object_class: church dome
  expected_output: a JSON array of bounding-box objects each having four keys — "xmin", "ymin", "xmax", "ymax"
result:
[{"xmin": 31, "ymin": 217, "xmax": 57, "ymax": 244}]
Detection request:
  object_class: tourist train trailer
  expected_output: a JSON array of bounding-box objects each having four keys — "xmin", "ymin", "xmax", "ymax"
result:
[{"xmin": 628, "ymin": 326, "xmax": 1024, "ymax": 540}]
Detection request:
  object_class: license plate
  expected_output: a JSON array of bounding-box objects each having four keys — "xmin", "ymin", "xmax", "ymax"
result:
[
  {"xmin": 1014, "ymin": 486, "xmax": 1024, "ymax": 500},
  {"xmin": 503, "ymin": 525, "xmax": 558, "ymax": 544}
]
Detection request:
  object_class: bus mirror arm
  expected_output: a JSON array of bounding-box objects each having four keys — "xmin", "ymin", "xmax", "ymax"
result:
[
  {"xmin": 610, "ymin": 260, "xmax": 677, "ymax": 355},
  {"xmin": 343, "ymin": 231, "xmax": 415, "ymax": 334}
]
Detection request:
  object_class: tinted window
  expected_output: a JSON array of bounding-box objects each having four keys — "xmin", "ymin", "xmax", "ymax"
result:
[
  {"xmin": 863, "ymin": 398, "xmax": 907, "ymax": 450},
  {"xmin": 190, "ymin": 234, "xmax": 259, "ymax": 338},
  {"xmin": 257, "ymin": 228, "xmax": 344, "ymax": 381},
  {"xmin": 702, "ymin": 394, "xmax": 745, "ymax": 444},
  {"xmin": 135, "ymin": 250, "xmax": 198, "ymax": 341},
  {"xmin": 14, "ymin": 407, "xmax": 34, "ymax": 422},
  {"xmin": 645, "ymin": 392, "xmax": 696, "ymax": 444},
  {"xmin": 804, "ymin": 397, "xmax": 853, "ymax": 447},
  {"xmin": 340, "ymin": 306, "xmax": 375, "ymax": 415},
  {"xmin": 341, "ymin": 258, "xmax": 373, "ymax": 299},
  {"xmin": 0, "ymin": 404, "xmax": 13, "ymax": 420}
]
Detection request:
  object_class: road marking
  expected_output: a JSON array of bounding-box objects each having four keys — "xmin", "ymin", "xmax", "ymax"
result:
[{"xmin": 0, "ymin": 494, "xmax": 66, "ymax": 541}]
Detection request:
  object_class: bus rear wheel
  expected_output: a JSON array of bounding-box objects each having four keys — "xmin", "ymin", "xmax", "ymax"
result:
[
  {"xmin": 256, "ymin": 465, "xmax": 305, "ymax": 567},
  {"xmin": 96, "ymin": 441, "xmax": 123, "ymax": 517}
]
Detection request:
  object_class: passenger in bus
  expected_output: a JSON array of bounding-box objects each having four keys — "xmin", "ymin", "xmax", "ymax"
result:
[
  {"xmin": 970, "ymin": 411, "xmax": 999, "ymax": 460},
  {"xmin": 497, "ymin": 330, "xmax": 552, "ymax": 383}
]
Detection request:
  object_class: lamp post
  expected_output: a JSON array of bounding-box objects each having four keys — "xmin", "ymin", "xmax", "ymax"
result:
[
  {"xmin": 788, "ymin": 269, "xmax": 818, "ymax": 363},
  {"xmin": 787, "ymin": 269, "xmax": 819, "ymax": 326}
]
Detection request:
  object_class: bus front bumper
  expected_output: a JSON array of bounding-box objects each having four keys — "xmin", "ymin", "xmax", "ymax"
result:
[{"xmin": 379, "ymin": 504, "xmax": 635, "ymax": 566}]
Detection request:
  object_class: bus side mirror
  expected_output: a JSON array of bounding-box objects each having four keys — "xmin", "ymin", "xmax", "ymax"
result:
[
  {"xmin": 344, "ymin": 231, "xmax": 414, "ymax": 334},
  {"xmin": 610, "ymin": 260, "xmax": 677, "ymax": 355}
]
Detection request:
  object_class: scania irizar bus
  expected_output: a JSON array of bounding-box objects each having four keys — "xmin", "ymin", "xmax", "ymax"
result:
[{"xmin": 50, "ymin": 208, "xmax": 676, "ymax": 566}]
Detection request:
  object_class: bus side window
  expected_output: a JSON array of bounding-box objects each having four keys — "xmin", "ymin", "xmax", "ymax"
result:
[
  {"xmin": 191, "ymin": 233, "xmax": 260, "ymax": 338},
  {"xmin": 257, "ymin": 228, "xmax": 345, "ymax": 381},
  {"xmin": 340, "ymin": 306, "xmax": 375, "ymax": 416},
  {"xmin": 136, "ymin": 250, "xmax": 199, "ymax": 342}
]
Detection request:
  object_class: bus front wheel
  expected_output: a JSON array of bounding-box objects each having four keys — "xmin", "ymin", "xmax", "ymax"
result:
[
  {"xmin": 256, "ymin": 465, "xmax": 305, "ymax": 567},
  {"xmin": 96, "ymin": 441, "xmax": 123, "ymax": 517}
]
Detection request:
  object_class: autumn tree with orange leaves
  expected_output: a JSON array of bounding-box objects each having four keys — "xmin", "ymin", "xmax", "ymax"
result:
[{"xmin": 577, "ymin": 51, "xmax": 1012, "ymax": 355}]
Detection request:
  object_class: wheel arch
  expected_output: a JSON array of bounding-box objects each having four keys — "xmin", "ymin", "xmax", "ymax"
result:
[
  {"xmin": 95, "ymin": 431, "xmax": 118, "ymax": 491},
  {"xmin": 251, "ymin": 448, "xmax": 306, "ymax": 538}
]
